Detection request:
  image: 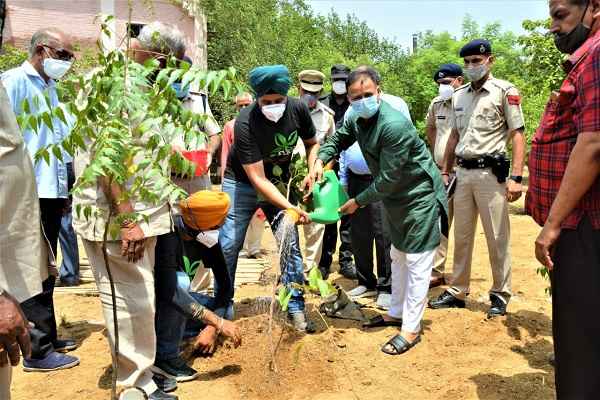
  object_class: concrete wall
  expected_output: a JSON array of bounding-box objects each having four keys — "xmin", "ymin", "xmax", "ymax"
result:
[{"xmin": 2, "ymin": 0, "xmax": 207, "ymax": 67}]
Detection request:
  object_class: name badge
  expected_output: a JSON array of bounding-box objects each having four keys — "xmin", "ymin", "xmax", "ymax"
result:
[{"xmin": 455, "ymin": 107, "xmax": 464, "ymax": 112}]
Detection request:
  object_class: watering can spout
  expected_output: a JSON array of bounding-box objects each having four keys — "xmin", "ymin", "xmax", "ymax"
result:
[{"xmin": 308, "ymin": 170, "xmax": 349, "ymax": 225}]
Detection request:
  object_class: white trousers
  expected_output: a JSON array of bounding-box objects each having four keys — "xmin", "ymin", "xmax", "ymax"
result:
[
  {"xmin": 83, "ymin": 238, "xmax": 158, "ymax": 396},
  {"xmin": 388, "ymin": 246, "xmax": 435, "ymax": 333},
  {"xmin": 0, "ymin": 364, "xmax": 11, "ymax": 400}
]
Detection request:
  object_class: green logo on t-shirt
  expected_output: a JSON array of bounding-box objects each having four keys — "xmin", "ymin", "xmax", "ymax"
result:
[{"xmin": 270, "ymin": 131, "xmax": 298, "ymax": 158}]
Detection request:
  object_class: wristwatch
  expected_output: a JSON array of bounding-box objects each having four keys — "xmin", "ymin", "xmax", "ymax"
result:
[{"xmin": 510, "ymin": 175, "xmax": 523, "ymax": 183}]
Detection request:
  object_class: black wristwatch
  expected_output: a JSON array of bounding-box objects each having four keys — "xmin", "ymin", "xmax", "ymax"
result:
[{"xmin": 510, "ymin": 175, "xmax": 523, "ymax": 183}]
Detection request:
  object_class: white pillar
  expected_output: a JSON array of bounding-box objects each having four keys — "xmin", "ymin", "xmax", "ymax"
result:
[{"xmin": 100, "ymin": 0, "xmax": 116, "ymax": 52}]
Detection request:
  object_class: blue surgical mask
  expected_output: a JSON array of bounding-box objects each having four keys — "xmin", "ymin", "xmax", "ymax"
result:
[
  {"xmin": 351, "ymin": 95, "xmax": 380, "ymax": 119},
  {"xmin": 171, "ymin": 82, "xmax": 190, "ymax": 99}
]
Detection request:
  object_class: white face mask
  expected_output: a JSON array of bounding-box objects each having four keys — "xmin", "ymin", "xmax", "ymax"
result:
[
  {"xmin": 261, "ymin": 103, "xmax": 286, "ymax": 123},
  {"xmin": 332, "ymin": 80, "xmax": 347, "ymax": 95},
  {"xmin": 465, "ymin": 61, "xmax": 489, "ymax": 83},
  {"xmin": 43, "ymin": 58, "xmax": 72, "ymax": 80},
  {"xmin": 196, "ymin": 230, "xmax": 219, "ymax": 248},
  {"xmin": 438, "ymin": 84, "xmax": 454, "ymax": 100}
]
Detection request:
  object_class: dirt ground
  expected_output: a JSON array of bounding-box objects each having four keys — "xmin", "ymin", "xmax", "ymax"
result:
[{"xmin": 10, "ymin": 197, "xmax": 555, "ymax": 400}]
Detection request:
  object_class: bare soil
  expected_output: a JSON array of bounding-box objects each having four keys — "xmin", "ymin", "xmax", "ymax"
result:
[{"xmin": 10, "ymin": 199, "xmax": 555, "ymax": 400}]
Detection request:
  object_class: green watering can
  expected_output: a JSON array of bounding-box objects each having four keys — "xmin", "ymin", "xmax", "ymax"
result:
[{"xmin": 308, "ymin": 170, "xmax": 349, "ymax": 224}]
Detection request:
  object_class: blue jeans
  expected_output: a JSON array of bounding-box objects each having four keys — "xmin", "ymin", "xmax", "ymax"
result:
[
  {"xmin": 219, "ymin": 178, "xmax": 305, "ymax": 314},
  {"xmin": 58, "ymin": 211, "xmax": 80, "ymax": 284}
]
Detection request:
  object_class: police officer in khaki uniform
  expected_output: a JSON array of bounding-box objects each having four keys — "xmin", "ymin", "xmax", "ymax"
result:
[
  {"xmin": 425, "ymin": 64, "xmax": 464, "ymax": 288},
  {"xmin": 429, "ymin": 39, "xmax": 526, "ymax": 318},
  {"xmin": 294, "ymin": 70, "xmax": 335, "ymax": 270}
]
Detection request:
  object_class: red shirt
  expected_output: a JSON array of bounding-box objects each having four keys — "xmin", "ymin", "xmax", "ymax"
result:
[
  {"xmin": 526, "ymin": 31, "xmax": 600, "ymax": 230},
  {"xmin": 220, "ymin": 119, "xmax": 235, "ymax": 181}
]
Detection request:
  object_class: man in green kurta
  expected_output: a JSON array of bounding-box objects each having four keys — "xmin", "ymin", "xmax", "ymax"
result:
[{"xmin": 313, "ymin": 66, "xmax": 447, "ymax": 355}]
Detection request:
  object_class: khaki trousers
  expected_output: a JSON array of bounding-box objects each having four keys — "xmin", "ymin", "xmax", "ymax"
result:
[
  {"xmin": 447, "ymin": 168, "xmax": 511, "ymax": 302},
  {"xmin": 433, "ymin": 196, "xmax": 454, "ymax": 275},
  {"xmin": 242, "ymin": 213, "xmax": 264, "ymax": 256},
  {"xmin": 83, "ymin": 238, "xmax": 158, "ymax": 396},
  {"xmin": 302, "ymin": 222, "xmax": 325, "ymax": 272},
  {"xmin": 0, "ymin": 364, "xmax": 11, "ymax": 400}
]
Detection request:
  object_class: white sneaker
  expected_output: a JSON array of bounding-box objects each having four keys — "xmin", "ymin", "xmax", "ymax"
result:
[
  {"xmin": 376, "ymin": 293, "xmax": 392, "ymax": 310},
  {"xmin": 347, "ymin": 285, "xmax": 377, "ymax": 299}
]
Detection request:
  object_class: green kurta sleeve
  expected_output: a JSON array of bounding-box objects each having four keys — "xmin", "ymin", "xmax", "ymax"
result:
[
  {"xmin": 355, "ymin": 120, "xmax": 415, "ymax": 206},
  {"xmin": 317, "ymin": 117, "xmax": 357, "ymax": 164}
]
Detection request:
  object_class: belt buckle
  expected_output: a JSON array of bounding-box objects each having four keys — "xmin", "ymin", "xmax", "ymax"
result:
[{"xmin": 477, "ymin": 158, "xmax": 485, "ymax": 168}]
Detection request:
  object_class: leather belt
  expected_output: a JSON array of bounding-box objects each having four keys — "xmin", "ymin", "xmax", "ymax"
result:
[{"xmin": 456, "ymin": 156, "xmax": 492, "ymax": 170}]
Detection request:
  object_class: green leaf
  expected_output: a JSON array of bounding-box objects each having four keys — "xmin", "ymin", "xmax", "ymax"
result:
[
  {"xmin": 53, "ymin": 106, "xmax": 67, "ymax": 125},
  {"xmin": 21, "ymin": 98, "xmax": 31, "ymax": 114},
  {"xmin": 307, "ymin": 267, "xmax": 323, "ymax": 292},
  {"xmin": 272, "ymin": 165, "xmax": 283, "ymax": 177},
  {"xmin": 316, "ymin": 279, "xmax": 336, "ymax": 298},
  {"xmin": 277, "ymin": 287, "xmax": 293, "ymax": 312},
  {"xmin": 51, "ymin": 145, "xmax": 63, "ymax": 162},
  {"xmin": 42, "ymin": 112, "xmax": 54, "ymax": 131},
  {"xmin": 274, "ymin": 133, "xmax": 286, "ymax": 147}
]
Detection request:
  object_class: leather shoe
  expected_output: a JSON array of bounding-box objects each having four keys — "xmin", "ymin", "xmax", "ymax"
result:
[
  {"xmin": 339, "ymin": 263, "xmax": 357, "ymax": 280},
  {"xmin": 428, "ymin": 290, "xmax": 465, "ymax": 309},
  {"xmin": 487, "ymin": 294, "xmax": 507, "ymax": 318},
  {"xmin": 429, "ymin": 275, "xmax": 445, "ymax": 288}
]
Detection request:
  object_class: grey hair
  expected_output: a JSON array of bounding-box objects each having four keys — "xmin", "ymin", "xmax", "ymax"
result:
[
  {"xmin": 235, "ymin": 92, "xmax": 253, "ymax": 103},
  {"xmin": 29, "ymin": 28, "xmax": 64, "ymax": 58},
  {"xmin": 137, "ymin": 21, "xmax": 186, "ymax": 57}
]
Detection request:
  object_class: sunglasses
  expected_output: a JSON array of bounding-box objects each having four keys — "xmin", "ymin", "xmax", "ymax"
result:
[{"xmin": 42, "ymin": 44, "xmax": 75, "ymax": 62}]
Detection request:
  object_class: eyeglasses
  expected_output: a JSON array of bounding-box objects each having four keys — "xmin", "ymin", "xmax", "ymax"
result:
[{"xmin": 42, "ymin": 44, "xmax": 75, "ymax": 62}]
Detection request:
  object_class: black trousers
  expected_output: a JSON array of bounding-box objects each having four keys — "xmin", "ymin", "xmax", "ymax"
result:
[
  {"xmin": 20, "ymin": 198, "xmax": 66, "ymax": 359},
  {"xmin": 318, "ymin": 161, "xmax": 354, "ymax": 270},
  {"xmin": 550, "ymin": 216, "xmax": 600, "ymax": 400},
  {"xmin": 347, "ymin": 172, "xmax": 391, "ymax": 292}
]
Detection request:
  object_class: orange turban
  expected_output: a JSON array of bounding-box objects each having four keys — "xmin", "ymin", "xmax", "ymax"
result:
[{"xmin": 180, "ymin": 191, "xmax": 230, "ymax": 231}]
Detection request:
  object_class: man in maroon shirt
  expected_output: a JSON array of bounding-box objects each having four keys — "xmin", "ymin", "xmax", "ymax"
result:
[{"xmin": 527, "ymin": 1, "xmax": 600, "ymax": 398}]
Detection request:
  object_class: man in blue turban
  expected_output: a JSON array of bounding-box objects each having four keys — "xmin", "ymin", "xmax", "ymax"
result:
[{"xmin": 219, "ymin": 65, "xmax": 320, "ymax": 332}]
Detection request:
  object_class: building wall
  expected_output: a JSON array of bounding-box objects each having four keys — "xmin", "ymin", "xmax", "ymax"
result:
[{"xmin": 2, "ymin": 0, "xmax": 207, "ymax": 67}]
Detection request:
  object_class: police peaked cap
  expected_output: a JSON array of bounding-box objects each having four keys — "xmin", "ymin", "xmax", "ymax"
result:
[
  {"xmin": 459, "ymin": 39, "xmax": 492, "ymax": 58},
  {"xmin": 433, "ymin": 63, "xmax": 463, "ymax": 82}
]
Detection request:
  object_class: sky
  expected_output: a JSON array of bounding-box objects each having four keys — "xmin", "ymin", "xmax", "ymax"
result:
[{"xmin": 307, "ymin": 0, "xmax": 550, "ymax": 51}]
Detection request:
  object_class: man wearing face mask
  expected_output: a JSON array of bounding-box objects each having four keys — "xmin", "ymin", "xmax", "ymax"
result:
[
  {"xmin": 221, "ymin": 93, "xmax": 267, "ymax": 260},
  {"xmin": 314, "ymin": 66, "xmax": 447, "ymax": 355},
  {"xmin": 425, "ymin": 64, "xmax": 464, "ymax": 289},
  {"xmin": 1, "ymin": 27, "xmax": 80, "ymax": 373},
  {"xmin": 295, "ymin": 70, "xmax": 335, "ymax": 271},
  {"xmin": 319, "ymin": 64, "xmax": 358, "ymax": 280},
  {"xmin": 428, "ymin": 40, "xmax": 526, "ymax": 319},
  {"xmin": 527, "ymin": 1, "xmax": 600, "ymax": 398},
  {"xmin": 220, "ymin": 65, "xmax": 318, "ymax": 332}
]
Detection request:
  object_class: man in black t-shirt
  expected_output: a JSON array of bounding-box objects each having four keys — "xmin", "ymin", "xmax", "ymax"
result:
[{"xmin": 220, "ymin": 65, "xmax": 319, "ymax": 332}]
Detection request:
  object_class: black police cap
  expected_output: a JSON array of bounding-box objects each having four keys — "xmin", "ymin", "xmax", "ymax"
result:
[
  {"xmin": 434, "ymin": 63, "xmax": 463, "ymax": 82},
  {"xmin": 459, "ymin": 39, "xmax": 492, "ymax": 58},
  {"xmin": 331, "ymin": 64, "xmax": 351, "ymax": 80}
]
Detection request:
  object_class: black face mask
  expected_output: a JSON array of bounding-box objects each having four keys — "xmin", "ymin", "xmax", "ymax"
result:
[{"xmin": 554, "ymin": 1, "xmax": 593, "ymax": 54}]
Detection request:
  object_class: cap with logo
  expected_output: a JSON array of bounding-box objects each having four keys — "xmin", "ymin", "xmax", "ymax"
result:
[
  {"xmin": 459, "ymin": 39, "xmax": 492, "ymax": 58},
  {"xmin": 433, "ymin": 63, "xmax": 464, "ymax": 82},
  {"xmin": 330, "ymin": 64, "xmax": 351, "ymax": 81},
  {"xmin": 298, "ymin": 70, "xmax": 326, "ymax": 92}
]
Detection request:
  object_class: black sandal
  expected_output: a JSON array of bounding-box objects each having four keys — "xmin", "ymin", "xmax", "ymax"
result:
[
  {"xmin": 362, "ymin": 314, "xmax": 403, "ymax": 328},
  {"xmin": 381, "ymin": 334, "xmax": 421, "ymax": 355}
]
